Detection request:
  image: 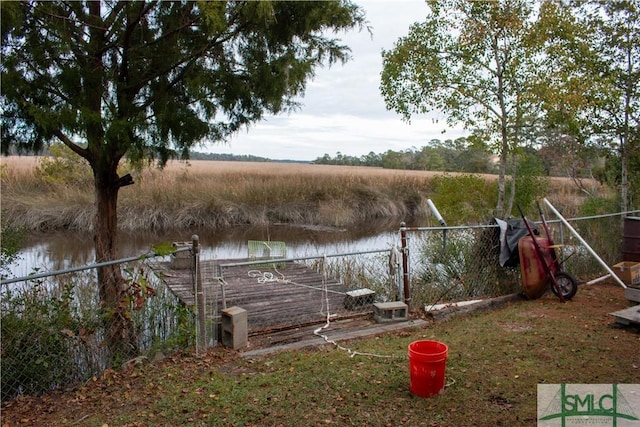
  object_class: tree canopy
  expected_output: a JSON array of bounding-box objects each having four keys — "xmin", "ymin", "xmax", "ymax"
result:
[
  {"xmin": 0, "ymin": 0, "xmax": 367, "ymax": 363},
  {"xmin": 535, "ymin": 0, "xmax": 640, "ymax": 212},
  {"xmin": 380, "ymin": 0, "xmax": 639, "ymax": 214},
  {"xmin": 1, "ymin": 1, "xmax": 367, "ymax": 162},
  {"xmin": 380, "ymin": 0, "xmax": 541, "ymax": 218}
]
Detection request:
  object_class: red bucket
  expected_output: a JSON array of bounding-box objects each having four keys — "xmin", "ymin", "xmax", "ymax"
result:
[{"xmin": 408, "ymin": 340, "xmax": 448, "ymax": 398}]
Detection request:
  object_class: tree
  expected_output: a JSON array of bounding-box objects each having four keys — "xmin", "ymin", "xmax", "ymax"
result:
[
  {"xmin": 1, "ymin": 1, "xmax": 366, "ymax": 363},
  {"xmin": 380, "ymin": 0, "xmax": 545, "ymax": 218},
  {"xmin": 536, "ymin": 0, "xmax": 640, "ymax": 212}
]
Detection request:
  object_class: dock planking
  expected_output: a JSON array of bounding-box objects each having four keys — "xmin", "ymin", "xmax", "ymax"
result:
[
  {"xmin": 153, "ymin": 259, "xmax": 372, "ymax": 334},
  {"xmin": 610, "ymin": 304, "xmax": 640, "ymax": 326}
]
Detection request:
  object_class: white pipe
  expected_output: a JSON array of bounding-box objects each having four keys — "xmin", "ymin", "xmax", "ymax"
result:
[
  {"xmin": 427, "ymin": 199, "xmax": 446, "ymax": 226},
  {"xmin": 585, "ymin": 274, "xmax": 611, "ymax": 285},
  {"xmin": 543, "ymin": 198, "xmax": 627, "ymax": 289}
]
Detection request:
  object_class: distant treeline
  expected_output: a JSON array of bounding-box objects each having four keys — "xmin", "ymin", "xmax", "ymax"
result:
[
  {"xmin": 313, "ymin": 138, "xmax": 500, "ymax": 174},
  {"xmin": 312, "ymin": 137, "xmax": 611, "ymax": 180},
  {"xmin": 5, "ymin": 138, "xmax": 617, "ymax": 183},
  {"xmin": 188, "ymin": 152, "xmax": 272, "ymax": 162},
  {"xmin": 3, "ymin": 147, "xmax": 302, "ymax": 164}
]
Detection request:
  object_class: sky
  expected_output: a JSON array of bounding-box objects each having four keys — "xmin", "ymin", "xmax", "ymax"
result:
[{"xmin": 204, "ymin": 0, "xmax": 468, "ymax": 162}]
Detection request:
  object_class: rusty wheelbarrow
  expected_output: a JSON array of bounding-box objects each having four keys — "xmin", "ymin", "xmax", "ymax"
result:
[{"xmin": 517, "ymin": 205, "xmax": 578, "ymax": 301}]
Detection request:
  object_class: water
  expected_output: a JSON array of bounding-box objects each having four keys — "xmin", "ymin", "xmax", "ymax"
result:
[{"xmin": 6, "ymin": 218, "xmax": 415, "ymax": 279}]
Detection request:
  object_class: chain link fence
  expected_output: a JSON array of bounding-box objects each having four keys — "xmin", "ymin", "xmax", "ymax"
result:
[
  {"xmin": 400, "ymin": 223, "xmax": 521, "ymax": 309},
  {"xmin": 0, "ymin": 251, "xmax": 194, "ymax": 402},
  {"xmin": 1, "ymin": 209, "xmax": 636, "ymax": 402},
  {"xmin": 401, "ymin": 209, "xmax": 636, "ymax": 310}
]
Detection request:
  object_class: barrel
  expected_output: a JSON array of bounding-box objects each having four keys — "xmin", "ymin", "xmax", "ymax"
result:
[{"xmin": 623, "ymin": 217, "xmax": 640, "ymax": 262}]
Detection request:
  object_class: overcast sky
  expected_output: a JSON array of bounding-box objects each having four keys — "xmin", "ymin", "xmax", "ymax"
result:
[{"xmin": 206, "ymin": 0, "xmax": 468, "ymax": 161}]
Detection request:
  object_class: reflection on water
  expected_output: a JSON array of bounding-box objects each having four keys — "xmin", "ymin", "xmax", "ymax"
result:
[{"xmin": 7, "ymin": 218, "xmax": 422, "ymax": 279}]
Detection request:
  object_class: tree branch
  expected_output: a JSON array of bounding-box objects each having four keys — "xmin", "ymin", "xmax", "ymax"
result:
[{"xmin": 52, "ymin": 129, "xmax": 90, "ymax": 161}]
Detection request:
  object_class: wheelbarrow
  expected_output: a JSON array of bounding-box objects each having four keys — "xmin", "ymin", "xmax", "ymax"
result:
[{"xmin": 516, "ymin": 205, "xmax": 578, "ymax": 301}]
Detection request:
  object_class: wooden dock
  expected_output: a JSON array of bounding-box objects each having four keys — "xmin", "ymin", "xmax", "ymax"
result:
[
  {"xmin": 609, "ymin": 285, "xmax": 640, "ymax": 327},
  {"xmin": 153, "ymin": 259, "xmax": 372, "ymax": 334},
  {"xmin": 610, "ymin": 305, "xmax": 640, "ymax": 326}
]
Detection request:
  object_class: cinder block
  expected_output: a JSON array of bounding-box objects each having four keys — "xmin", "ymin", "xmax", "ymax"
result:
[
  {"xmin": 221, "ymin": 306, "xmax": 248, "ymax": 350},
  {"xmin": 373, "ymin": 301, "xmax": 408, "ymax": 323},
  {"xmin": 344, "ymin": 288, "xmax": 375, "ymax": 309}
]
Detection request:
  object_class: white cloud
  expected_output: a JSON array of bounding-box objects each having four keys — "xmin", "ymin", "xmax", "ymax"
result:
[{"xmin": 206, "ymin": 0, "xmax": 468, "ymax": 161}]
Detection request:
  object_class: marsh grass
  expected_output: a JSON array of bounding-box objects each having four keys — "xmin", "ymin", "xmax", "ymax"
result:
[{"xmin": 1, "ymin": 157, "xmax": 608, "ymax": 232}]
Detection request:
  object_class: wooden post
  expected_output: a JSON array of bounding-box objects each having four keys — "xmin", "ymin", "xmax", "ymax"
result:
[
  {"xmin": 400, "ymin": 223, "xmax": 411, "ymax": 308},
  {"xmin": 192, "ymin": 235, "xmax": 207, "ymax": 353}
]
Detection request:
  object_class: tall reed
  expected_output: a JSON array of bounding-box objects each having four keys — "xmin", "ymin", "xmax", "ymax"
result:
[{"xmin": 1, "ymin": 157, "xmax": 607, "ymax": 232}]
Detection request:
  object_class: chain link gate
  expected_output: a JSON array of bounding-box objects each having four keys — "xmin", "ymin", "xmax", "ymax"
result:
[{"xmin": 399, "ymin": 223, "xmax": 522, "ymax": 310}]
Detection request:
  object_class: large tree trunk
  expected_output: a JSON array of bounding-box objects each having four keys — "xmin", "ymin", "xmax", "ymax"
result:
[
  {"xmin": 85, "ymin": 0, "xmax": 137, "ymax": 365},
  {"xmin": 94, "ymin": 169, "xmax": 138, "ymax": 365}
]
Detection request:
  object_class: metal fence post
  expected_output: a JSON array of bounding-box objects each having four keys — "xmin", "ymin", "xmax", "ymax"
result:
[
  {"xmin": 192, "ymin": 234, "xmax": 206, "ymax": 354},
  {"xmin": 400, "ymin": 222, "xmax": 411, "ymax": 309}
]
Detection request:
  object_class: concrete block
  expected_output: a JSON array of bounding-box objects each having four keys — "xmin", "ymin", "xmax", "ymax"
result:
[
  {"xmin": 373, "ymin": 301, "xmax": 408, "ymax": 323},
  {"xmin": 221, "ymin": 306, "xmax": 248, "ymax": 350},
  {"xmin": 344, "ymin": 288, "xmax": 375, "ymax": 309}
]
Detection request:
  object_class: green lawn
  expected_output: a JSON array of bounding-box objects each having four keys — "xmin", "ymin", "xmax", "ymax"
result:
[{"xmin": 4, "ymin": 281, "xmax": 639, "ymax": 427}]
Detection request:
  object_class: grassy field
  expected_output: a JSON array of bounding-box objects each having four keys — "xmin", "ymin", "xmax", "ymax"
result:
[
  {"xmin": 1, "ymin": 156, "xmax": 603, "ymax": 232},
  {"xmin": 2, "ymin": 280, "xmax": 638, "ymax": 426}
]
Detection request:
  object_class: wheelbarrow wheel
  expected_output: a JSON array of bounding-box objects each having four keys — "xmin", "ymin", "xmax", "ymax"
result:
[{"xmin": 550, "ymin": 272, "xmax": 578, "ymax": 300}]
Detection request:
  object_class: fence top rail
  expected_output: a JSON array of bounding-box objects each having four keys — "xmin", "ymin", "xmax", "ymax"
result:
[
  {"xmin": 400, "ymin": 224, "xmax": 498, "ymax": 232},
  {"xmin": 0, "ymin": 246, "xmax": 191, "ymax": 287},
  {"xmin": 402, "ymin": 209, "xmax": 640, "ymax": 232},
  {"xmin": 218, "ymin": 248, "xmax": 392, "ymax": 268}
]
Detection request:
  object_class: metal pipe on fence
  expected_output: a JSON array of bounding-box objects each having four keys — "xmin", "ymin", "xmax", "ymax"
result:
[
  {"xmin": 400, "ymin": 222, "xmax": 410, "ymax": 308},
  {"xmin": 543, "ymin": 198, "xmax": 627, "ymax": 289},
  {"xmin": 0, "ymin": 247, "xmax": 189, "ymax": 287},
  {"xmin": 218, "ymin": 248, "xmax": 390, "ymax": 268},
  {"xmin": 427, "ymin": 198, "xmax": 447, "ymax": 251},
  {"xmin": 192, "ymin": 235, "xmax": 207, "ymax": 353}
]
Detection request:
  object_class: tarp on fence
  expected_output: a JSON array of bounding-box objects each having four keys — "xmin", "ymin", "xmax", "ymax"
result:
[{"xmin": 495, "ymin": 218, "xmax": 538, "ymax": 267}]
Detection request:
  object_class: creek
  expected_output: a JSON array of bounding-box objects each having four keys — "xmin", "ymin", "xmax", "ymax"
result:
[{"xmin": 7, "ymin": 218, "xmax": 427, "ymax": 279}]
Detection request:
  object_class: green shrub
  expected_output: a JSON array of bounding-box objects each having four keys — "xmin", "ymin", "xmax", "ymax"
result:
[
  {"xmin": 511, "ymin": 174, "xmax": 549, "ymax": 214},
  {"xmin": 579, "ymin": 195, "xmax": 620, "ymax": 216},
  {"xmin": 33, "ymin": 143, "xmax": 141, "ymax": 187},
  {"xmin": 0, "ymin": 282, "xmax": 84, "ymax": 400},
  {"xmin": 0, "ymin": 264, "xmax": 195, "ymax": 401},
  {"xmin": 34, "ymin": 143, "xmax": 93, "ymax": 186},
  {"xmin": 0, "ymin": 225, "xmax": 24, "ymax": 279},
  {"xmin": 429, "ymin": 174, "xmax": 497, "ymax": 224}
]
